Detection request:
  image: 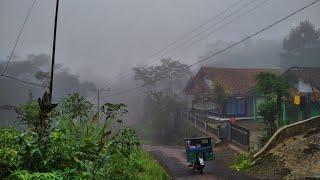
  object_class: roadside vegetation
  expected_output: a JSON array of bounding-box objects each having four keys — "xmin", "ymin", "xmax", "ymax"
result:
[
  {"xmin": 230, "ymin": 153, "xmax": 253, "ymax": 173},
  {"xmin": 0, "ymin": 93, "xmax": 168, "ymax": 179},
  {"xmin": 133, "ymin": 58, "xmax": 192, "ymax": 145}
]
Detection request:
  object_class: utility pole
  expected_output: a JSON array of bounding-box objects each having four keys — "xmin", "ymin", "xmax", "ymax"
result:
[
  {"xmin": 168, "ymin": 71, "xmax": 174, "ymax": 96},
  {"xmin": 90, "ymin": 88, "xmax": 110, "ymax": 118},
  {"xmin": 35, "ymin": 0, "xmax": 59, "ymax": 152},
  {"xmin": 49, "ymin": 0, "xmax": 60, "ymax": 103}
]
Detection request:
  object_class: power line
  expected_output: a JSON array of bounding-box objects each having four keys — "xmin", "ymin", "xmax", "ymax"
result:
[
  {"xmin": 103, "ymin": 0, "xmax": 265, "ymax": 88},
  {"xmin": 0, "ymin": 74, "xmax": 47, "ymax": 88},
  {"xmin": 165, "ymin": 0, "xmax": 271, "ymax": 59},
  {"xmin": 105, "ymin": 85, "xmax": 143, "ymax": 98},
  {"xmin": 1, "ymin": 0, "xmax": 37, "ymax": 75},
  {"xmin": 146, "ymin": 0, "xmax": 261, "ymax": 65},
  {"xmin": 190, "ymin": 0, "xmax": 320, "ymax": 67},
  {"xmin": 102, "ymin": 0, "xmax": 267, "ymax": 96},
  {"xmin": 104, "ymin": 0, "xmax": 320, "ymax": 98},
  {"xmin": 142, "ymin": 0, "xmax": 248, "ymax": 65},
  {"xmin": 102, "ymin": 0, "xmax": 249, "ymax": 89}
]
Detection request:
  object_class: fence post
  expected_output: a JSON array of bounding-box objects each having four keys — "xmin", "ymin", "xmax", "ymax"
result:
[
  {"xmin": 204, "ymin": 122, "xmax": 207, "ymax": 133},
  {"xmin": 194, "ymin": 115, "xmax": 197, "ymax": 128},
  {"xmin": 186, "ymin": 111, "xmax": 189, "ymax": 121},
  {"xmin": 227, "ymin": 122, "xmax": 231, "ymax": 141}
]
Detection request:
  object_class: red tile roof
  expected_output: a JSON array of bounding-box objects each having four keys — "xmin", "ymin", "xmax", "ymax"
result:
[{"xmin": 184, "ymin": 67, "xmax": 281, "ymax": 96}]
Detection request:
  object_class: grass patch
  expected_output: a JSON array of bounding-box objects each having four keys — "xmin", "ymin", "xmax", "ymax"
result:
[
  {"xmin": 230, "ymin": 153, "xmax": 253, "ymax": 173},
  {"xmin": 136, "ymin": 150, "xmax": 170, "ymax": 180}
]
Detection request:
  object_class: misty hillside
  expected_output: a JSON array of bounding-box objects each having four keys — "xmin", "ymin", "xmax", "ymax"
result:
[{"xmin": 199, "ymin": 40, "xmax": 282, "ymax": 68}]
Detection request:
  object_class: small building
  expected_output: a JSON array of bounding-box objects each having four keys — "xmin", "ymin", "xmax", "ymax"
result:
[
  {"xmin": 280, "ymin": 67, "xmax": 320, "ymax": 125},
  {"xmin": 184, "ymin": 67, "xmax": 281, "ymax": 121}
]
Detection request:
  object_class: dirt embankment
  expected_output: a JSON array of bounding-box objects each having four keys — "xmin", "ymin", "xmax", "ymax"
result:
[{"xmin": 251, "ymin": 128, "xmax": 320, "ymax": 179}]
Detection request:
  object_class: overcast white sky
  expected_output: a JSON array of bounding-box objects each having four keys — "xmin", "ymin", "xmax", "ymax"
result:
[{"xmin": 1, "ymin": 0, "xmax": 319, "ymax": 85}]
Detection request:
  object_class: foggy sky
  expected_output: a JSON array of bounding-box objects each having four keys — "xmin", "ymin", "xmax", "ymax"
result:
[{"xmin": 1, "ymin": 0, "xmax": 320, "ymax": 86}]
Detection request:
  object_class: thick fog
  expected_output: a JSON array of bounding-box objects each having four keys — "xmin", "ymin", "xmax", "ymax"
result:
[
  {"xmin": 1, "ymin": 0, "xmax": 320, "ymax": 81},
  {"xmin": 1, "ymin": 0, "xmax": 320, "ymax": 126}
]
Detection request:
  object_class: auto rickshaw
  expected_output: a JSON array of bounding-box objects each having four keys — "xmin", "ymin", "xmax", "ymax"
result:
[{"xmin": 184, "ymin": 137, "xmax": 214, "ymax": 173}]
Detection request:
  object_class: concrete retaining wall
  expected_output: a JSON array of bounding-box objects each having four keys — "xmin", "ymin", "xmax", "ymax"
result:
[{"xmin": 253, "ymin": 115, "xmax": 320, "ymax": 161}]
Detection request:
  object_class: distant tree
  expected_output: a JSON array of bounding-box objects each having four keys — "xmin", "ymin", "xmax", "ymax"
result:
[
  {"xmin": 283, "ymin": 20, "xmax": 320, "ymax": 51},
  {"xmin": 133, "ymin": 58, "xmax": 192, "ymax": 93},
  {"xmin": 281, "ymin": 20, "xmax": 320, "ymax": 68},
  {"xmin": 132, "ymin": 59, "xmax": 191, "ymax": 143},
  {"xmin": 59, "ymin": 93, "xmax": 94, "ymax": 123},
  {"xmin": 255, "ymin": 72, "xmax": 290, "ymax": 134},
  {"xmin": 210, "ymin": 80, "xmax": 229, "ymax": 114},
  {"xmin": 34, "ymin": 71, "xmax": 50, "ymax": 89}
]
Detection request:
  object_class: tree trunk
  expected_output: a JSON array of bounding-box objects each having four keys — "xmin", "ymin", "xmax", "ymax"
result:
[{"xmin": 37, "ymin": 92, "xmax": 56, "ymax": 152}]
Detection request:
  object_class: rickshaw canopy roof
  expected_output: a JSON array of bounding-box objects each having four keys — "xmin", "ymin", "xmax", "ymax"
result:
[{"xmin": 184, "ymin": 137, "xmax": 211, "ymax": 141}]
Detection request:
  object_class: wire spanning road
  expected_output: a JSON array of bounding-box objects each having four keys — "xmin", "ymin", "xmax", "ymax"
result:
[{"xmin": 144, "ymin": 145, "xmax": 258, "ymax": 180}]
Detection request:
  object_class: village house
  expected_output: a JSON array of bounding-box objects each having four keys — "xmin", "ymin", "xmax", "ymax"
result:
[
  {"xmin": 280, "ymin": 67, "xmax": 320, "ymax": 125},
  {"xmin": 184, "ymin": 67, "xmax": 281, "ymax": 121}
]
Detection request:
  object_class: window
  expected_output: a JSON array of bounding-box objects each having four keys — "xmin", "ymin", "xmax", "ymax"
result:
[{"xmin": 227, "ymin": 98, "xmax": 245, "ymax": 115}]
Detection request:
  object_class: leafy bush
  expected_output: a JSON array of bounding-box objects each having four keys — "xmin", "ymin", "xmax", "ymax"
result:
[
  {"xmin": 258, "ymin": 98, "xmax": 277, "ymax": 137},
  {"xmin": 108, "ymin": 128, "xmax": 140, "ymax": 157},
  {"xmin": 0, "ymin": 94, "xmax": 168, "ymax": 179},
  {"xmin": 44, "ymin": 129, "xmax": 77, "ymax": 170},
  {"xmin": 106, "ymin": 150, "xmax": 168, "ymax": 180},
  {"xmin": 231, "ymin": 153, "xmax": 253, "ymax": 173},
  {"xmin": 10, "ymin": 170, "xmax": 64, "ymax": 180},
  {"xmin": 0, "ymin": 129, "xmax": 22, "ymax": 177},
  {"xmin": 19, "ymin": 100, "xmax": 40, "ymax": 128}
]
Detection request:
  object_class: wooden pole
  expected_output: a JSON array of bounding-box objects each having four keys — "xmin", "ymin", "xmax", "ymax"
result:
[{"xmin": 49, "ymin": 0, "xmax": 60, "ymax": 103}]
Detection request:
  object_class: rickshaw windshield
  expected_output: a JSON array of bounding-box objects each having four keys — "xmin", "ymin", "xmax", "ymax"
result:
[{"xmin": 185, "ymin": 138, "xmax": 212, "ymax": 149}]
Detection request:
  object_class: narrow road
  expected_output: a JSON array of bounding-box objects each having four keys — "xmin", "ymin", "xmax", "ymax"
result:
[{"xmin": 144, "ymin": 145, "xmax": 258, "ymax": 180}]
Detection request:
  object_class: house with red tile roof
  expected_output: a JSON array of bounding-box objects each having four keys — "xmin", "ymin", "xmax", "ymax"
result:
[
  {"xmin": 280, "ymin": 67, "xmax": 320, "ymax": 124},
  {"xmin": 184, "ymin": 67, "xmax": 281, "ymax": 121}
]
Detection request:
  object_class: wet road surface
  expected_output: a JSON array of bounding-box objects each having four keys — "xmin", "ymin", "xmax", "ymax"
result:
[{"xmin": 144, "ymin": 145, "xmax": 258, "ymax": 180}]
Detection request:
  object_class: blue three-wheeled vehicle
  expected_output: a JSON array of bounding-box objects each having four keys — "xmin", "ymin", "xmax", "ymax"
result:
[{"xmin": 184, "ymin": 137, "xmax": 214, "ymax": 173}]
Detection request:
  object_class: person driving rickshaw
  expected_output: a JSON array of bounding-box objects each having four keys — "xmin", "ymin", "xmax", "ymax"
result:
[{"xmin": 184, "ymin": 137, "xmax": 214, "ymax": 174}]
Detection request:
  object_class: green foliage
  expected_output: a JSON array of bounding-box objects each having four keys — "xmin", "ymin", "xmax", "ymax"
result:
[
  {"xmin": 10, "ymin": 170, "xmax": 64, "ymax": 180},
  {"xmin": 231, "ymin": 153, "xmax": 253, "ymax": 173},
  {"xmin": 255, "ymin": 72, "xmax": 290, "ymax": 97},
  {"xmin": 0, "ymin": 129, "xmax": 22, "ymax": 177},
  {"xmin": 0, "ymin": 93, "xmax": 168, "ymax": 179},
  {"xmin": 18, "ymin": 131, "xmax": 43, "ymax": 171},
  {"xmin": 210, "ymin": 79, "xmax": 229, "ymax": 110},
  {"xmin": 19, "ymin": 100, "xmax": 40, "ymax": 128},
  {"xmin": 59, "ymin": 93, "xmax": 94, "ymax": 122},
  {"xmin": 106, "ymin": 150, "xmax": 168, "ymax": 180},
  {"xmin": 108, "ymin": 128, "xmax": 140, "ymax": 157},
  {"xmin": 133, "ymin": 58, "xmax": 191, "ymax": 87},
  {"xmin": 134, "ymin": 151, "xmax": 169, "ymax": 180},
  {"xmin": 44, "ymin": 129, "xmax": 76, "ymax": 170},
  {"xmin": 133, "ymin": 58, "xmax": 190, "ymax": 145},
  {"xmin": 258, "ymin": 98, "xmax": 277, "ymax": 137},
  {"xmin": 255, "ymin": 72, "xmax": 291, "ymax": 136}
]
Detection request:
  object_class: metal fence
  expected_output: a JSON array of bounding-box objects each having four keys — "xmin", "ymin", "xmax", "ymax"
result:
[
  {"xmin": 230, "ymin": 124, "xmax": 250, "ymax": 149},
  {"xmin": 181, "ymin": 110, "xmax": 251, "ymax": 150},
  {"xmin": 206, "ymin": 124, "xmax": 219, "ymax": 137}
]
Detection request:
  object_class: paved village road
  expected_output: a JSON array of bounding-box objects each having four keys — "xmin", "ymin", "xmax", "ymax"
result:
[{"xmin": 143, "ymin": 145, "xmax": 258, "ymax": 180}]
